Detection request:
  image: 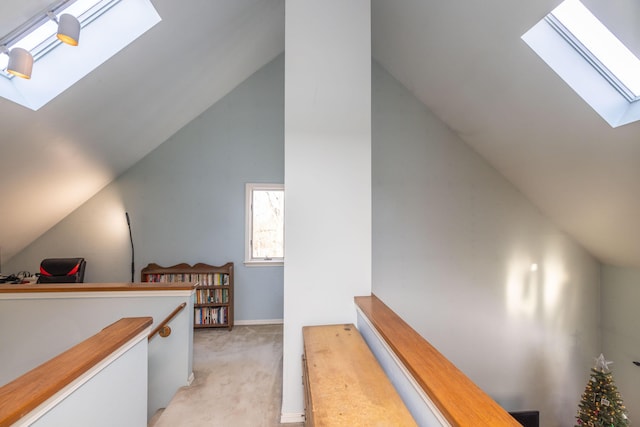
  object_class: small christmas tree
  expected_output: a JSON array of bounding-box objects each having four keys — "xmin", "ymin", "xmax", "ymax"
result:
[{"xmin": 575, "ymin": 354, "xmax": 630, "ymax": 427}]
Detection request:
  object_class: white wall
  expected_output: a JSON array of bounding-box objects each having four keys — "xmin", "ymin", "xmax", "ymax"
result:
[
  {"xmin": 0, "ymin": 290, "xmax": 193, "ymax": 419},
  {"xmin": 282, "ymin": 0, "xmax": 371, "ymax": 420},
  {"xmin": 4, "ymin": 56, "xmax": 285, "ymax": 323},
  {"xmin": 371, "ymin": 63, "xmax": 601, "ymax": 427},
  {"xmin": 601, "ymin": 265, "xmax": 640, "ymax": 423},
  {"xmin": 29, "ymin": 330, "xmax": 149, "ymax": 427}
]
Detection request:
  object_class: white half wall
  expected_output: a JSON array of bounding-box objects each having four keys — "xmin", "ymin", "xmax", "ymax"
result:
[
  {"xmin": 371, "ymin": 63, "xmax": 601, "ymax": 427},
  {"xmin": 0, "ymin": 290, "xmax": 193, "ymax": 420},
  {"xmin": 283, "ymin": 0, "xmax": 371, "ymax": 418},
  {"xmin": 28, "ymin": 329, "xmax": 149, "ymax": 427}
]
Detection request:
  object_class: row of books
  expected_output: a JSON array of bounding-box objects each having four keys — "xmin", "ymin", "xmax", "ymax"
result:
[
  {"xmin": 144, "ymin": 272, "xmax": 229, "ymax": 286},
  {"xmin": 194, "ymin": 307, "xmax": 228, "ymax": 325},
  {"xmin": 194, "ymin": 288, "xmax": 229, "ymax": 304}
]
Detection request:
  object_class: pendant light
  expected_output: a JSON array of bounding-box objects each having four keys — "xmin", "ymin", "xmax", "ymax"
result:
[
  {"xmin": 8, "ymin": 48, "xmax": 34, "ymax": 79},
  {"xmin": 47, "ymin": 11, "xmax": 81, "ymax": 46},
  {"xmin": 0, "ymin": 46, "xmax": 33, "ymax": 79},
  {"xmin": 56, "ymin": 14, "xmax": 80, "ymax": 46}
]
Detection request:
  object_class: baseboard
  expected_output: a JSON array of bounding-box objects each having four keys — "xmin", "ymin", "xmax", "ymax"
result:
[
  {"xmin": 234, "ymin": 319, "xmax": 283, "ymax": 325},
  {"xmin": 280, "ymin": 412, "xmax": 305, "ymax": 423}
]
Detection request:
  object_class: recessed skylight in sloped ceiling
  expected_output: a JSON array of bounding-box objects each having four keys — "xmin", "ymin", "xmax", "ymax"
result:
[
  {"xmin": 522, "ymin": 0, "xmax": 640, "ymax": 128},
  {"xmin": 0, "ymin": 0, "xmax": 160, "ymax": 111}
]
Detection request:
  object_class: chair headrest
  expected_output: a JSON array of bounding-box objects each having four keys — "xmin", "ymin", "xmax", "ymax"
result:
[{"xmin": 40, "ymin": 258, "xmax": 85, "ymax": 277}]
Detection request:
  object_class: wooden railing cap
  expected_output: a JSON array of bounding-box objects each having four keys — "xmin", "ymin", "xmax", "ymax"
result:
[{"xmin": 0, "ymin": 317, "xmax": 152, "ymax": 427}]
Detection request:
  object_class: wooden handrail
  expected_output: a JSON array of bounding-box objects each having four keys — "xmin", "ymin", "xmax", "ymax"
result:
[
  {"xmin": 355, "ymin": 295, "xmax": 520, "ymax": 427},
  {"xmin": 0, "ymin": 317, "xmax": 152, "ymax": 427},
  {"xmin": 148, "ymin": 302, "xmax": 187, "ymax": 340}
]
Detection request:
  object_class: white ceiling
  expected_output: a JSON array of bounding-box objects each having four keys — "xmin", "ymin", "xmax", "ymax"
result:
[
  {"xmin": 1, "ymin": 0, "xmax": 639, "ymax": 268},
  {"xmin": 372, "ymin": 0, "xmax": 640, "ymax": 267}
]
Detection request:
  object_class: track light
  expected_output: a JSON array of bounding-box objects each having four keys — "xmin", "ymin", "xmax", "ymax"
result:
[
  {"xmin": 0, "ymin": 46, "xmax": 33, "ymax": 79},
  {"xmin": 8, "ymin": 48, "xmax": 34, "ymax": 79},
  {"xmin": 48, "ymin": 12, "xmax": 80, "ymax": 46},
  {"xmin": 58, "ymin": 14, "xmax": 80, "ymax": 46},
  {"xmin": 0, "ymin": 0, "xmax": 122, "ymax": 83}
]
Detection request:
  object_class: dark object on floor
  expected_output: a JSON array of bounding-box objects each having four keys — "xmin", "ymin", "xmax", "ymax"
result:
[
  {"xmin": 509, "ymin": 410, "xmax": 539, "ymax": 427},
  {"xmin": 37, "ymin": 258, "xmax": 86, "ymax": 283}
]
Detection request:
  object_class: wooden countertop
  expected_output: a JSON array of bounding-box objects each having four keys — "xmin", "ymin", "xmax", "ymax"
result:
[{"xmin": 0, "ymin": 282, "xmax": 196, "ymax": 293}]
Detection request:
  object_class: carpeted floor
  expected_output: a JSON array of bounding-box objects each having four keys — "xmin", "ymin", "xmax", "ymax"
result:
[{"xmin": 150, "ymin": 324, "xmax": 303, "ymax": 427}]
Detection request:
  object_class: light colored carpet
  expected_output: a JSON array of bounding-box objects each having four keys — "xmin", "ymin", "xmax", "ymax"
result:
[{"xmin": 151, "ymin": 324, "xmax": 304, "ymax": 427}]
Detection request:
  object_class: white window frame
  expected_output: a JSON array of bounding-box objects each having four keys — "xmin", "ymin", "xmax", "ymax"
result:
[
  {"xmin": 244, "ymin": 183, "xmax": 284, "ymax": 266},
  {"xmin": 522, "ymin": 0, "xmax": 640, "ymax": 127}
]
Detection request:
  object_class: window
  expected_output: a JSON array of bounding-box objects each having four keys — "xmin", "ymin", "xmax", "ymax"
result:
[
  {"xmin": 522, "ymin": 0, "xmax": 640, "ymax": 127},
  {"xmin": 546, "ymin": 0, "xmax": 640, "ymax": 102},
  {"xmin": 245, "ymin": 183, "xmax": 284, "ymax": 266}
]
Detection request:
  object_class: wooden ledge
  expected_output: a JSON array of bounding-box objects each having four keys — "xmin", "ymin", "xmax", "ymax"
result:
[
  {"xmin": 0, "ymin": 282, "xmax": 196, "ymax": 293},
  {"xmin": 0, "ymin": 317, "xmax": 152, "ymax": 426},
  {"xmin": 303, "ymin": 324, "xmax": 417, "ymax": 426},
  {"xmin": 355, "ymin": 295, "xmax": 520, "ymax": 427}
]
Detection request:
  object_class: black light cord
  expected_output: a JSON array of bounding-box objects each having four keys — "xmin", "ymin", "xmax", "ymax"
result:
[
  {"xmin": 125, "ymin": 212, "xmax": 134, "ymax": 283},
  {"xmin": 633, "ymin": 361, "xmax": 640, "ymax": 367}
]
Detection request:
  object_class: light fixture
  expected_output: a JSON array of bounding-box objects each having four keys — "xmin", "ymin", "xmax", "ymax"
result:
[
  {"xmin": 57, "ymin": 14, "xmax": 80, "ymax": 46},
  {"xmin": 47, "ymin": 11, "xmax": 81, "ymax": 46},
  {"xmin": 0, "ymin": 46, "xmax": 33, "ymax": 79},
  {"xmin": 0, "ymin": 0, "xmax": 92, "ymax": 80}
]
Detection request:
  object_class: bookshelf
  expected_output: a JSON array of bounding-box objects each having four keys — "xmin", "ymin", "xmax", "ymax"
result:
[{"xmin": 141, "ymin": 262, "xmax": 234, "ymax": 330}]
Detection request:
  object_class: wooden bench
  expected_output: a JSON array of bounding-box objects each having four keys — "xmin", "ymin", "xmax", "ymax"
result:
[{"xmin": 302, "ymin": 323, "xmax": 417, "ymax": 426}]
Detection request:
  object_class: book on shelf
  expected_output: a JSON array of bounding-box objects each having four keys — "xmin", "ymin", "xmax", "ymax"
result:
[
  {"xmin": 145, "ymin": 272, "xmax": 229, "ymax": 286},
  {"xmin": 141, "ymin": 262, "xmax": 234, "ymax": 330},
  {"xmin": 194, "ymin": 307, "xmax": 228, "ymax": 325},
  {"xmin": 194, "ymin": 288, "xmax": 229, "ymax": 305}
]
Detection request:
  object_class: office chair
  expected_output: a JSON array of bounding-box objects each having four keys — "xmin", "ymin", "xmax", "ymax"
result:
[{"xmin": 37, "ymin": 258, "xmax": 86, "ymax": 283}]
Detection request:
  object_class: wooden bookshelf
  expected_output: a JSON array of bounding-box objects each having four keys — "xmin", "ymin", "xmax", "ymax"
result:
[{"xmin": 141, "ymin": 262, "xmax": 234, "ymax": 330}]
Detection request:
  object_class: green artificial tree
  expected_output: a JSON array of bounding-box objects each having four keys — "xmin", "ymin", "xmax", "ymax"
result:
[{"xmin": 575, "ymin": 354, "xmax": 630, "ymax": 427}]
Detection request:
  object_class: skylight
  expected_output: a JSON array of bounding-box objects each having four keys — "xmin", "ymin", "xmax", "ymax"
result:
[
  {"xmin": 0, "ymin": 0, "xmax": 120, "ymax": 78},
  {"xmin": 0, "ymin": 0, "xmax": 161, "ymax": 110},
  {"xmin": 522, "ymin": 0, "xmax": 640, "ymax": 127},
  {"xmin": 547, "ymin": 0, "xmax": 640, "ymax": 101}
]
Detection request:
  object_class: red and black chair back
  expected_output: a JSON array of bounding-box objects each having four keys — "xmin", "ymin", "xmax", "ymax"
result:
[{"xmin": 37, "ymin": 258, "xmax": 86, "ymax": 283}]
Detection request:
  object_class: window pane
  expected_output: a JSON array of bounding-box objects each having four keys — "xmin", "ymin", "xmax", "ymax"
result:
[
  {"xmin": 551, "ymin": 0, "xmax": 640, "ymax": 96},
  {"xmin": 252, "ymin": 189, "xmax": 284, "ymax": 259}
]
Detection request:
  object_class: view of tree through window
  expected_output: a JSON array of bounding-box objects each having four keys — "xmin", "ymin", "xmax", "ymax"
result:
[{"xmin": 251, "ymin": 187, "xmax": 284, "ymax": 260}]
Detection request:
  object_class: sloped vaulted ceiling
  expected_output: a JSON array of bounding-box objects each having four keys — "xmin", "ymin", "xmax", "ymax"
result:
[
  {"xmin": 0, "ymin": 0, "xmax": 285, "ymax": 262},
  {"xmin": 373, "ymin": 0, "xmax": 640, "ymax": 267},
  {"xmin": 2, "ymin": 0, "xmax": 640, "ymax": 268}
]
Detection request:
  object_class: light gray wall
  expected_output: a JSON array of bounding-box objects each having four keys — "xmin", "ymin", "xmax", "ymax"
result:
[
  {"xmin": 601, "ymin": 265, "xmax": 640, "ymax": 423},
  {"xmin": 371, "ymin": 63, "xmax": 601, "ymax": 427},
  {"xmin": 5, "ymin": 55, "xmax": 285, "ymax": 322}
]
